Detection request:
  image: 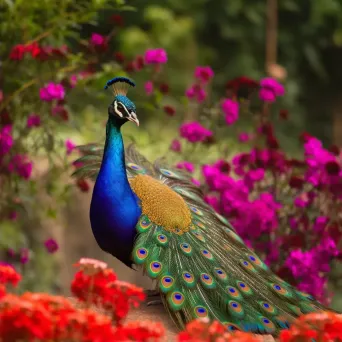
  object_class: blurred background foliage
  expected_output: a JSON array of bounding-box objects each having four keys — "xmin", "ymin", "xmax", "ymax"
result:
[
  {"xmin": 2, "ymin": 0, "xmax": 342, "ymax": 303},
  {"xmin": 88, "ymin": 0, "xmax": 342, "ymax": 146}
]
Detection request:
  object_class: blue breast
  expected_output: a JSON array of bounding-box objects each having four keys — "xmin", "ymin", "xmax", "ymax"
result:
[{"xmin": 89, "ymin": 117, "xmax": 142, "ymax": 266}]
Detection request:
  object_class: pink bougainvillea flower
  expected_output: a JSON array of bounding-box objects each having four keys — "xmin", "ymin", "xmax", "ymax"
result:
[
  {"xmin": 20, "ymin": 248, "xmax": 29, "ymax": 264},
  {"xmin": 26, "ymin": 114, "xmax": 41, "ymax": 128},
  {"xmin": 180, "ymin": 121, "xmax": 213, "ymax": 143},
  {"xmin": 170, "ymin": 139, "xmax": 181, "ymax": 152},
  {"xmin": 69, "ymin": 74, "xmax": 78, "ymax": 88},
  {"xmin": 259, "ymin": 77, "xmax": 285, "ymax": 103},
  {"xmin": 39, "ymin": 83, "xmax": 65, "ymax": 102},
  {"xmin": 51, "ymin": 105, "xmax": 69, "ymax": 121},
  {"xmin": 0, "ymin": 125, "xmax": 13, "ymax": 156},
  {"xmin": 90, "ymin": 33, "xmax": 106, "ymax": 46},
  {"xmin": 65, "ymin": 139, "xmax": 76, "ymax": 155},
  {"xmin": 222, "ymin": 99, "xmax": 239, "ymax": 126},
  {"xmin": 8, "ymin": 154, "xmax": 33, "ymax": 179},
  {"xmin": 185, "ymin": 85, "xmax": 207, "ymax": 103},
  {"xmin": 144, "ymin": 81, "xmax": 154, "ymax": 96},
  {"xmin": 238, "ymin": 132, "xmax": 251, "ymax": 143},
  {"xmin": 176, "ymin": 161, "xmax": 195, "ymax": 173},
  {"xmin": 144, "ymin": 48, "xmax": 167, "ymax": 64},
  {"xmin": 44, "ymin": 238, "xmax": 59, "ymax": 254},
  {"xmin": 194, "ymin": 66, "xmax": 214, "ymax": 84}
]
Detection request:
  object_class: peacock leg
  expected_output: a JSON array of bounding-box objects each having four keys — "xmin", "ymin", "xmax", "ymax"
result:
[
  {"xmin": 145, "ymin": 289, "xmax": 163, "ymax": 306},
  {"xmin": 147, "ymin": 299, "xmax": 163, "ymax": 306}
]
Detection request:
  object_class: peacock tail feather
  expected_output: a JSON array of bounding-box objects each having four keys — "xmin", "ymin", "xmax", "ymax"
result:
[{"xmin": 73, "ymin": 143, "xmax": 335, "ymax": 336}]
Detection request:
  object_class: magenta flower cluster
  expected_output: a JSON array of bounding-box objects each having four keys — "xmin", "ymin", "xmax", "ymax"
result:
[
  {"xmin": 259, "ymin": 77, "xmax": 285, "ymax": 103},
  {"xmin": 179, "ymin": 121, "xmax": 213, "ymax": 143},
  {"xmin": 144, "ymin": 48, "xmax": 167, "ymax": 64},
  {"xmin": 39, "ymin": 83, "xmax": 65, "ymax": 102}
]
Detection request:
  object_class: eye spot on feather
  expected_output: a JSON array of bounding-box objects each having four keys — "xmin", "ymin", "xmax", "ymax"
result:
[
  {"xmin": 167, "ymin": 291, "xmax": 185, "ymax": 310},
  {"xmin": 156, "ymin": 234, "xmax": 168, "ymax": 246},
  {"xmin": 190, "ymin": 206, "xmax": 204, "ymax": 216},
  {"xmin": 259, "ymin": 302, "xmax": 277, "ymax": 315},
  {"xmin": 236, "ymin": 281, "xmax": 253, "ymax": 295},
  {"xmin": 297, "ymin": 291, "xmax": 314, "ymax": 301},
  {"xmin": 182, "ymin": 271, "xmax": 196, "ymax": 287},
  {"xmin": 127, "ymin": 162, "xmax": 146, "ymax": 174},
  {"xmin": 224, "ymin": 228, "xmax": 244, "ymax": 244},
  {"xmin": 213, "ymin": 267, "xmax": 228, "ymax": 281},
  {"xmin": 228, "ymin": 300, "xmax": 244, "ymax": 316},
  {"xmin": 192, "ymin": 230, "xmax": 206, "ymax": 242},
  {"xmin": 240, "ymin": 260, "xmax": 256, "ymax": 272},
  {"xmin": 194, "ymin": 306, "xmax": 208, "ymax": 318},
  {"xmin": 271, "ymin": 283, "xmax": 291, "ymax": 298},
  {"xmin": 201, "ymin": 249, "xmax": 214, "ymax": 260},
  {"xmin": 130, "ymin": 175, "xmax": 191, "ymax": 234},
  {"xmin": 147, "ymin": 261, "xmax": 163, "ymax": 278},
  {"xmin": 160, "ymin": 168, "xmax": 187, "ymax": 180},
  {"xmin": 259, "ymin": 317, "xmax": 276, "ymax": 333},
  {"xmin": 223, "ymin": 322, "xmax": 241, "ymax": 332},
  {"xmin": 226, "ymin": 286, "xmax": 242, "ymax": 300},
  {"xmin": 194, "ymin": 220, "xmax": 206, "ymax": 230},
  {"xmin": 200, "ymin": 273, "xmax": 216, "ymax": 289},
  {"xmin": 159, "ymin": 275, "xmax": 175, "ymax": 293},
  {"xmin": 136, "ymin": 215, "xmax": 152, "ymax": 233},
  {"xmin": 180, "ymin": 243, "xmax": 192, "ymax": 256},
  {"xmin": 133, "ymin": 247, "xmax": 149, "ymax": 264}
]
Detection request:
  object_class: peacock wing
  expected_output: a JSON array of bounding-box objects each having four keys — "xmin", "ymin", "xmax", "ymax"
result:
[
  {"xmin": 72, "ymin": 143, "xmax": 104, "ymax": 181},
  {"xmin": 131, "ymin": 162, "xmax": 330, "ymax": 336},
  {"xmin": 72, "ymin": 143, "xmax": 155, "ymax": 181}
]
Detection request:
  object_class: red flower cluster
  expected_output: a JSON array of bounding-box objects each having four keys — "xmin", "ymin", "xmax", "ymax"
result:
[
  {"xmin": 178, "ymin": 319, "xmax": 260, "ymax": 342},
  {"xmin": 0, "ymin": 264, "xmax": 21, "ymax": 287},
  {"xmin": 9, "ymin": 42, "xmax": 68, "ymax": 61},
  {"xmin": 71, "ymin": 258, "xmax": 145, "ymax": 324},
  {"xmin": 0, "ymin": 293, "xmax": 115, "ymax": 341},
  {"xmin": 0, "ymin": 259, "xmax": 164, "ymax": 342},
  {"xmin": 280, "ymin": 312, "xmax": 342, "ymax": 341}
]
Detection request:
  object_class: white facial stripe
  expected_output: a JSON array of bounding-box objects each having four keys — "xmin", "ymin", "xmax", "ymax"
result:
[
  {"xmin": 114, "ymin": 101, "xmax": 123, "ymax": 117},
  {"xmin": 120, "ymin": 102, "xmax": 131, "ymax": 116}
]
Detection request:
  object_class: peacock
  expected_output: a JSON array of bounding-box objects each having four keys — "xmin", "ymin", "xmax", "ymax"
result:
[{"xmin": 72, "ymin": 76, "xmax": 336, "ymax": 336}]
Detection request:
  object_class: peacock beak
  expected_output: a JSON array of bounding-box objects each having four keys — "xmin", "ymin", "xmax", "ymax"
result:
[{"xmin": 128, "ymin": 112, "xmax": 139, "ymax": 126}]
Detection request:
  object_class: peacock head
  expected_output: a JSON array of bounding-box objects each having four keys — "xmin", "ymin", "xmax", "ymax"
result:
[{"xmin": 105, "ymin": 77, "xmax": 139, "ymax": 126}]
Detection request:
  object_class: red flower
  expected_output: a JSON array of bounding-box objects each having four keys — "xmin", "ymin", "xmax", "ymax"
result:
[
  {"xmin": 0, "ymin": 264, "xmax": 21, "ymax": 287},
  {"xmin": 114, "ymin": 51, "xmax": 125, "ymax": 63},
  {"xmin": 325, "ymin": 160, "xmax": 340, "ymax": 175},
  {"xmin": 135, "ymin": 55, "xmax": 145, "ymax": 70},
  {"xmin": 9, "ymin": 45, "xmax": 26, "ymax": 60},
  {"xmin": 329, "ymin": 144, "xmax": 340, "ymax": 156},
  {"xmin": 164, "ymin": 105, "xmax": 176, "ymax": 116},
  {"xmin": 159, "ymin": 83, "xmax": 169, "ymax": 94},
  {"xmin": 289, "ymin": 176, "xmax": 304, "ymax": 189},
  {"xmin": 25, "ymin": 42, "xmax": 41, "ymax": 58},
  {"xmin": 77, "ymin": 178, "xmax": 90, "ymax": 192},
  {"xmin": 113, "ymin": 321, "xmax": 165, "ymax": 341},
  {"xmin": 226, "ymin": 76, "xmax": 259, "ymax": 91},
  {"xmin": 125, "ymin": 61, "xmax": 136, "ymax": 73},
  {"xmin": 110, "ymin": 14, "xmax": 124, "ymax": 26},
  {"xmin": 299, "ymin": 131, "xmax": 313, "ymax": 143},
  {"xmin": 178, "ymin": 319, "xmax": 260, "ymax": 342},
  {"xmin": 279, "ymin": 312, "xmax": 342, "ymax": 341},
  {"xmin": 279, "ymin": 109, "xmax": 289, "ymax": 120}
]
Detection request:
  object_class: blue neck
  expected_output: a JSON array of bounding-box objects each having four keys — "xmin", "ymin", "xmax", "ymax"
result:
[
  {"xmin": 102, "ymin": 116, "xmax": 127, "ymax": 178},
  {"xmin": 90, "ymin": 115, "xmax": 141, "ymax": 263}
]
